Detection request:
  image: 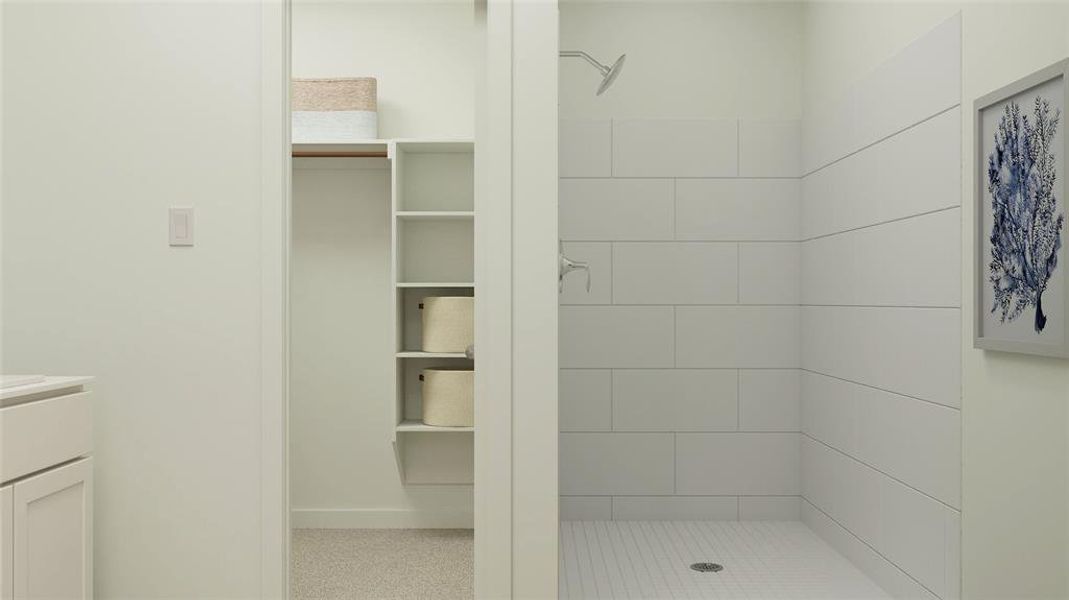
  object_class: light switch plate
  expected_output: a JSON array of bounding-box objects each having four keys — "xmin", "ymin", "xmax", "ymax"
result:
[{"xmin": 169, "ymin": 207, "xmax": 194, "ymax": 246}]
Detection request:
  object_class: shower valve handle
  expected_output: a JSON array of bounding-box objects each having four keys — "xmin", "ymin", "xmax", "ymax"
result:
[{"xmin": 559, "ymin": 253, "xmax": 591, "ymax": 294}]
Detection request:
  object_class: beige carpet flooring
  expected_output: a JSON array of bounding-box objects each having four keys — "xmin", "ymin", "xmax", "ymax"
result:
[{"xmin": 291, "ymin": 529, "xmax": 473, "ymax": 599}]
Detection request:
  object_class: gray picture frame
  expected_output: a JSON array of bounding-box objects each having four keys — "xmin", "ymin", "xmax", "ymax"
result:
[{"xmin": 974, "ymin": 58, "xmax": 1069, "ymax": 358}]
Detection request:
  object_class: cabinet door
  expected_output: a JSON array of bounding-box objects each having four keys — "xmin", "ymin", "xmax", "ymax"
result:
[
  {"xmin": 13, "ymin": 458, "xmax": 92, "ymax": 600},
  {"xmin": 1, "ymin": 485, "xmax": 11, "ymax": 600}
]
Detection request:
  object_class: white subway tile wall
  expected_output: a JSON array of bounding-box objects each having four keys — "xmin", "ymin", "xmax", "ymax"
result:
[
  {"xmin": 675, "ymin": 179, "xmax": 801, "ymax": 241},
  {"xmin": 676, "ymin": 306, "xmax": 801, "ymax": 369},
  {"xmin": 559, "ymin": 496, "xmax": 612, "ymax": 521},
  {"xmin": 612, "ymin": 242, "xmax": 738, "ymax": 305},
  {"xmin": 559, "ymin": 119, "xmax": 612, "ymax": 178},
  {"xmin": 801, "ymin": 108, "xmax": 961, "ymax": 241},
  {"xmin": 740, "ymin": 242, "xmax": 801, "ymax": 304},
  {"xmin": 611, "ymin": 369, "xmax": 738, "ymax": 432},
  {"xmin": 800, "ymin": 14, "xmax": 962, "ymax": 600},
  {"xmin": 557, "ymin": 19, "xmax": 961, "ymax": 600},
  {"xmin": 676, "ymin": 432, "xmax": 801, "ymax": 496},
  {"xmin": 801, "ymin": 208, "xmax": 961, "ymax": 308},
  {"xmin": 740, "ymin": 369, "xmax": 802, "ymax": 432},
  {"xmin": 800, "ymin": 16, "xmax": 961, "ymax": 175},
  {"xmin": 739, "ymin": 119, "xmax": 802, "ymax": 178},
  {"xmin": 944, "ymin": 508, "xmax": 961, "ymax": 600},
  {"xmin": 739, "ymin": 496, "xmax": 802, "ymax": 521},
  {"xmin": 561, "ymin": 113, "xmax": 804, "ymax": 519},
  {"xmin": 560, "ymin": 306, "xmax": 675, "ymax": 368},
  {"xmin": 612, "ymin": 119, "xmax": 738, "ymax": 177},
  {"xmin": 611, "ymin": 496, "xmax": 739, "ymax": 521},
  {"xmin": 801, "ymin": 306, "xmax": 961, "ymax": 408},
  {"xmin": 560, "ymin": 179, "xmax": 674, "ymax": 241},
  {"xmin": 559, "ymin": 370, "xmax": 612, "ymax": 432},
  {"xmin": 560, "ymin": 433, "xmax": 675, "ymax": 496}
]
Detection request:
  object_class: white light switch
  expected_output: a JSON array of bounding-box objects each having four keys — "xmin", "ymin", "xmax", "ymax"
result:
[{"xmin": 169, "ymin": 207, "xmax": 194, "ymax": 246}]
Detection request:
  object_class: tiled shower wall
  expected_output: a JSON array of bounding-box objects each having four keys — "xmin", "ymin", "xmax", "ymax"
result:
[
  {"xmin": 799, "ymin": 15, "xmax": 962, "ymax": 600},
  {"xmin": 558, "ymin": 117, "xmax": 804, "ymax": 520},
  {"xmin": 557, "ymin": 11, "xmax": 964, "ymax": 600}
]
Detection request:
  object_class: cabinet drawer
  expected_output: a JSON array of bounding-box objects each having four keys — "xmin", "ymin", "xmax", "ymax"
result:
[{"xmin": 0, "ymin": 392, "xmax": 92, "ymax": 483}]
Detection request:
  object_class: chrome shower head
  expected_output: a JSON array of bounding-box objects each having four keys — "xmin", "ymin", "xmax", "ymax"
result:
[
  {"xmin": 560, "ymin": 50, "xmax": 626, "ymax": 96},
  {"xmin": 596, "ymin": 54, "xmax": 626, "ymax": 96}
]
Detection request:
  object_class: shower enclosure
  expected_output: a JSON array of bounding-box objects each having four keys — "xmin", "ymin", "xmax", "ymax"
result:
[{"xmin": 557, "ymin": 3, "xmax": 963, "ymax": 599}]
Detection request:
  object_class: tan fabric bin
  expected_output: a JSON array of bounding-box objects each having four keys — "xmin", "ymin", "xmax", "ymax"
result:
[
  {"xmin": 291, "ymin": 77, "xmax": 378, "ymax": 142},
  {"xmin": 420, "ymin": 368, "xmax": 474, "ymax": 427},
  {"xmin": 420, "ymin": 297, "xmax": 474, "ymax": 353}
]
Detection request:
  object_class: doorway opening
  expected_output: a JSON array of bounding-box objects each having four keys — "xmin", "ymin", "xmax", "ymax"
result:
[{"xmin": 287, "ymin": 3, "xmax": 481, "ymax": 598}]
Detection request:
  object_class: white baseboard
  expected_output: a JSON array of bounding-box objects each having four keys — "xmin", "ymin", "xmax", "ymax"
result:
[{"xmin": 291, "ymin": 508, "xmax": 474, "ymax": 529}]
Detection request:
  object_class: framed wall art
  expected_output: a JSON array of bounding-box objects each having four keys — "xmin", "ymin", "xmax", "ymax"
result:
[{"xmin": 975, "ymin": 59, "xmax": 1069, "ymax": 358}]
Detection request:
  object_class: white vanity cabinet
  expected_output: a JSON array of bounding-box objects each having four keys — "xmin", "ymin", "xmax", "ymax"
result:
[{"xmin": 0, "ymin": 377, "xmax": 93, "ymax": 600}]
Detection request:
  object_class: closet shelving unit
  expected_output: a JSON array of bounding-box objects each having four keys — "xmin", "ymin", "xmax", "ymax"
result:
[
  {"xmin": 392, "ymin": 140, "xmax": 475, "ymax": 404},
  {"xmin": 292, "ymin": 138, "xmax": 475, "ymax": 484},
  {"xmin": 392, "ymin": 139, "xmax": 475, "ymax": 484}
]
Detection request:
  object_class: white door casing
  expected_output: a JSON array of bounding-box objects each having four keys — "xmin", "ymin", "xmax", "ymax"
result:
[
  {"xmin": 477, "ymin": 1, "xmax": 560, "ymax": 598},
  {"xmin": 261, "ymin": 0, "xmax": 291, "ymax": 597},
  {"xmin": 474, "ymin": 0, "xmax": 513, "ymax": 595}
]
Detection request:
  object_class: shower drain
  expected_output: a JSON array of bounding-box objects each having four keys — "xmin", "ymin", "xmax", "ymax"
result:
[{"xmin": 690, "ymin": 562, "xmax": 724, "ymax": 573}]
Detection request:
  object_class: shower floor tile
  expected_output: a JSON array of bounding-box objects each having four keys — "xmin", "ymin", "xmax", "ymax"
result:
[{"xmin": 560, "ymin": 520, "xmax": 890, "ymax": 600}]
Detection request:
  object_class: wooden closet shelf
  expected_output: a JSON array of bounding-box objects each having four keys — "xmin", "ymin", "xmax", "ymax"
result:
[{"xmin": 292, "ymin": 150, "xmax": 388, "ymax": 158}]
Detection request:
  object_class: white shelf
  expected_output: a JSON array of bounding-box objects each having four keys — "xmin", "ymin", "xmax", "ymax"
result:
[
  {"xmin": 396, "ymin": 351, "xmax": 469, "ymax": 359},
  {"xmin": 396, "ymin": 420, "xmax": 473, "ymax": 433},
  {"xmin": 291, "ymin": 139, "xmax": 473, "ymax": 157},
  {"xmin": 396, "ymin": 282, "xmax": 474, "ymax": 288},
  {"xmin": 292, "ymin": 141, "xmax": 389, "ymax": 157},
  {"xmin": 394, "ymin": 139, "xmax": 474, "ymax": 153},
  {"xmin": 396, "ymin": 211, "xmax": 474, "ymax": 220}
]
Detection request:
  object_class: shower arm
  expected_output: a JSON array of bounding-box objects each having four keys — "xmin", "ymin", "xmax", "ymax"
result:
[{"xmin": 560, "ymin": 50, "xmax": 611, "ymax": 76}]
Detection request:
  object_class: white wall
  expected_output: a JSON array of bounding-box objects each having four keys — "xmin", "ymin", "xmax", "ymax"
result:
[
  {"xmin": 1, "ymin": 2, "xmax": 275, "ymax": 597},
  {"xmin": 959, "ymin": 5, "xmax": 1069, "ymax": 599},
  {"xmin": 799, "ymin": 15, "xmax": 963, "ymax": 599},
  {"xmin": 558, "ymin": 1, "xmax": 806, "ymax": 521},
  {"xmin": 289, "ymin": 159, "xmax": 475, "ymax": 527},
  {"xmin": 802, "ymin": 3, "xmax": 1069, "ymax": 600},
  {"xmin": 292, "ymin": 0, "xmax": 475, "ymax": 139},
  {"xmin": 291, "ymin": 162, "xmax": 394, "ymax": 524}
]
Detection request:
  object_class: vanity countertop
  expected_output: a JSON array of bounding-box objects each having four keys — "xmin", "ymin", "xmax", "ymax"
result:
[{"xmin": 0, "ymin": 375, "xmax": 94, "ymax": 405}]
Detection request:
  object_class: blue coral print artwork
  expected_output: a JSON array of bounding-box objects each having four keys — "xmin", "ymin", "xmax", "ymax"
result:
[{"xmin": 987, "ymin": 97, "xmax": 1065, "ymax": 333}]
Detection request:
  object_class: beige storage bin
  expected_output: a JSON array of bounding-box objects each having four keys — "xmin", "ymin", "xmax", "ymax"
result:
[
  {"xmin": 292, "ymin": 77, "xmax": 378, "ymax": 142},
  {"xmin": 420, "ymin": 368, "xmax": 474, "ymax": 427},
  {"xmin": 420, "ymin": 296, "xmax": 474, "ymax": 352}
]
